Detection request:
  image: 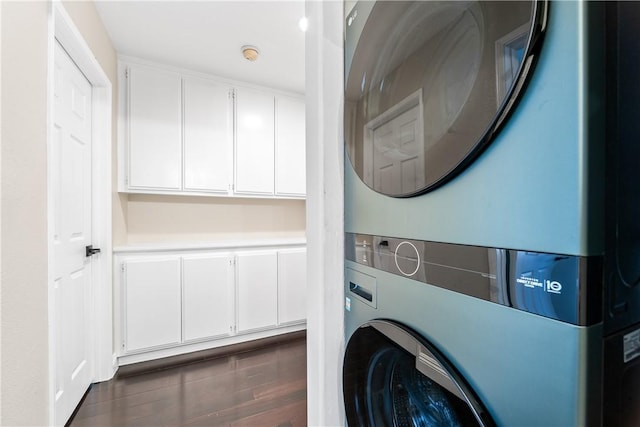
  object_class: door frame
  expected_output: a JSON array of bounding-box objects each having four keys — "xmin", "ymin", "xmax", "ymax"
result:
[{"xmin": 46, "ymin": 1, "xmax": 114, "ymax": 424}]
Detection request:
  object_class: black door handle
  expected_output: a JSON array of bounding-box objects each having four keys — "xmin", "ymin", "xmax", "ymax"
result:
[{"xmin": 86, "ymin": 245, "xmax": 101, "ymax": 257}]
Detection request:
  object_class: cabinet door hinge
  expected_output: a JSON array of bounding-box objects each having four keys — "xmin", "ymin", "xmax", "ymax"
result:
[
  {"xmin": 121, "ymin": 264, "xmax": 126, "ymax": 273},
  {"xmin": 125, "ymin": 68, "xmax": 129, "ymax": 79}
]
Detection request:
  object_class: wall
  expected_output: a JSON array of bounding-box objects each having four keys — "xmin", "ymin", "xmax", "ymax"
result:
[
  {"xmin": 1, "ymin": 2, "xmax": 50, "ymax": 425},
  {"xmin": 126, "ymin": 195, "xmax": 306, "ymax": 243},
  {"xmin": 0, "ymin": 2, "xmax": 3, "ymax": 423},
  {"xmin": 306, "ymin": 1, "xmax": 345, "ymax": 426},
  {"xmin": 1, "ymin": 1, "xmax": 117, "ymax": 424}
]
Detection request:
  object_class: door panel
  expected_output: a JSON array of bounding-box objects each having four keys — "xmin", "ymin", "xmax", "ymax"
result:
[{"xmin": 53, "ymin": 41, "xmax": 93, "ymax": 426}]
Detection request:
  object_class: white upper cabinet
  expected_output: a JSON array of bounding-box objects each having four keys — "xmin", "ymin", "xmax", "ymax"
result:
[
  {"xmin": 128, "ymin": 65, "xmax": 182, "ymax": 190},
  {"xmin": 120, "ymin": 59, "xmax": 305, "ymax": 198},
  {"xmin": 235, "ymin": 88, "xmax": 275, "ymax": 195},
  {"xmin": 275, "ymin": 96, "xmax": 306, "ymax": 196},
  {"xmin": 183, "ymin": 77, "xmax": 232, "ymax": 193}
]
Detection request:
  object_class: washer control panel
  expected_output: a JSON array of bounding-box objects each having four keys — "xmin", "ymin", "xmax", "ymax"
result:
[{"xmin": 345, "ymin": 232, "xmax": 602, "ymax": 326}]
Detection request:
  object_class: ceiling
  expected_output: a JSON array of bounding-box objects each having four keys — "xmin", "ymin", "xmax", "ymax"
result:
[{"xmin": 95, "ymin": 1, "xmax": 306, "ymax": 94}]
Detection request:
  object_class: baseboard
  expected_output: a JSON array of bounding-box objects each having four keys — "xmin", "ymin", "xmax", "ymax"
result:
[{"xmin": 115, "ymin": 329, "xmax": 307, "ymax": 378}]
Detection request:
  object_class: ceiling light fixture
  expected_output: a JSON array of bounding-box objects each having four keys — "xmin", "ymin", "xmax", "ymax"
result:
[
  {"xmin": 298, "ymin": 17, "xmax": 308, "ymax": 32},
  {"xmin": 241, "ymin": 45, "xmax": 260, "ymax": 62}
]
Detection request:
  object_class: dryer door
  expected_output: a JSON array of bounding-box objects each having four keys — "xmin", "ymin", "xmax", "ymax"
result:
[
  {"xmin": 344, "ymin": 1, "xmax": 547, "ymax": 197},
  {"xmin": 343, "ymin": 320, "xmax": 494, "ymax": 427}
]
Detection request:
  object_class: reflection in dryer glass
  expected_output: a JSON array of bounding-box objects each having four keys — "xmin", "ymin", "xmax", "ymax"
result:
[{"xmin": 345, "ymin": 1, "xmax": 542, "ymax": 196}]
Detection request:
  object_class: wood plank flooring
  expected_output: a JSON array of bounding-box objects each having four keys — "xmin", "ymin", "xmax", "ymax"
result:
[{"xmin": 70, "ymin": 337, "xmax": 307, "ymax": 427}]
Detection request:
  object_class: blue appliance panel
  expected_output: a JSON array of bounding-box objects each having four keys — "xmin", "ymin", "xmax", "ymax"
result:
[{"xmin": 344, "ymin": 0, "xmax": 605, "ymax": 257}]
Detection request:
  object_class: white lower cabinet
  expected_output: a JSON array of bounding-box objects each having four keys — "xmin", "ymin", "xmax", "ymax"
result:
[
  {"xmin": 123, "ymin": 257, "xmax": 182, "ymax": 352},
  {"xmin": 277, "ymin": 248, "xmax": 307, "ymax": 325},
  {"xmin": 236, "ymin": 251, "xmax": 278, "ymax": 332},
  {"xmin": 117, "ymin": 243, "xmax": 306, "ymax": 361},
  {"xmin": 182, "ymin": 254, "xmax": 233, "ymax": 342}
]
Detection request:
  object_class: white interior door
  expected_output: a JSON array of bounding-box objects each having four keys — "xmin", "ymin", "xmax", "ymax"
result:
[{"xmin": 52, "ymin": 41, "xmax": 94, "ymax": 426}]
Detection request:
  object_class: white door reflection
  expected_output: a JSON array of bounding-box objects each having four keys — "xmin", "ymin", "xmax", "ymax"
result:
[{"xmin": 364, "ymin": 90, "xmax": 425, "ymax": 195}]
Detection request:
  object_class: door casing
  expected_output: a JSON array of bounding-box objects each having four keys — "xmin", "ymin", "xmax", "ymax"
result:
[{"xmin": 47, "ymin": 2, "xmax": 114, "ymax": 424}]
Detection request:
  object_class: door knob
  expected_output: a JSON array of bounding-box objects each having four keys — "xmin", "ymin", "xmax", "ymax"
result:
[{"xmin": 86, "ymin": 245, "xmax": 101, "ymax": 257}]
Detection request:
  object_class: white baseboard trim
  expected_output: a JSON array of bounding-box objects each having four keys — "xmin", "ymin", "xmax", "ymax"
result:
[{"xmin": 117, "ymin": 323, "xmax": 306, "ymax": 367}]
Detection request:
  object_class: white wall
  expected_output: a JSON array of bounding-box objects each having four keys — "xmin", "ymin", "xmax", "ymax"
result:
[
  {"xmin": 1, "ymin": 2, "xmax": 50, "ymax": 424},
  {"xmin": 0, "ymin": 4, "xmax": 3, "ymax": 421},
  {"xmin": 305, "ymin": 1, "xmax": 345, "ymax": 426},
  {"xmin": 126, "ymin": 195, "xmax": 306, "ymax": 243},
  {"xmin": 0, "ymin": 1, "xmax": 117, "ymax": 424}
]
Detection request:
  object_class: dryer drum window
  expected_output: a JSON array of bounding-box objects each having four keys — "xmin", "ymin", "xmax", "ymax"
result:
[{"xmin": 344, "ymin": 1, "xmax": 547, "ymax": 197}]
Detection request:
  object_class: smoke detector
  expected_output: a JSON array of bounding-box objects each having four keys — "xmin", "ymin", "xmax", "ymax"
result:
[{"xmin": 241, "ymin": 45, "xmax": 260, "ymax": 62}]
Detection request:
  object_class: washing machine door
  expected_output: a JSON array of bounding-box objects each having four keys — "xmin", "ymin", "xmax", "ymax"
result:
[
  {"xmin": 344, "ymin": 1, "xmax": 547, "ymax": 197},
  {"xmin": 343, "ymin": 320, "xmax": 495, "ymax": 427}
]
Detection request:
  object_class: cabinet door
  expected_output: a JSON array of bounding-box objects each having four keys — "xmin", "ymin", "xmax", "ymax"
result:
[
  {"xmin": 236, "ymin": 251, "xmax": 278, "ymax": 332},
  {"xmin": 183, "ymin": 78, "xmax": 232, "ymax": 192},
  {"xmin": 275, "ymin": 96, "xmax": 306, "ymax": 196},
  {"xmin": 278, "ymin": 248, "xmax": 307, "ymax": 325},
  {"xmin": 128, "ymin": 66, "xmax": 182, "ymax": 190},
  {"xmin": 235, "ymin": 89, "xmax": 275, "ymax": 194},
  {"xmin": 123, "ymin": 257, "xmax": 181, "ymax": 352},
  {"xmin": 182, "ymin": 254, "xmax": 234, "ymax": 342}
]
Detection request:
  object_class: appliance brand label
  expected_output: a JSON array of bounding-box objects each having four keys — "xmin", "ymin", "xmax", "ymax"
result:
[
  {"xmin": 516, "ymin": 275, "xmax": 563, "ymax": 294},
  {"xmin": 517, "ymin": 275, "xmax": 543, "ymax": 289},
  {"xmin": 623, "ymin": 328, "xmax": 640, "ymax": 363}
]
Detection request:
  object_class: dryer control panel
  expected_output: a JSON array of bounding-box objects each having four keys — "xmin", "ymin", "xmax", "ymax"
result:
[{"xmin": 345, "ymin": 233, "xmax": 602, "ymax": 326}]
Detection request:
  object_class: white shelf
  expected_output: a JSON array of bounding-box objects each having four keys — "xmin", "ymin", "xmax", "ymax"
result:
[{"xmin": 113, "ymin": 237, "xmax": 306, "ymax": 254}]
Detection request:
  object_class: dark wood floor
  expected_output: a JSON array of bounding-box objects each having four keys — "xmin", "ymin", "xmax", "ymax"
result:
[{"xmin": 70, "ymin": 337, "xmax": 307, "ymax": 427}]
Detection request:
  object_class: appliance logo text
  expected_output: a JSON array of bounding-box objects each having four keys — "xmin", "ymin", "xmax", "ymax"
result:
[
  {"xmin": 545, "ymin": 280, "xmax": 562, "ymax": 294},
  {"xmin": 516, "ymin": 275, "xmax": 562, "ymax": 295}
]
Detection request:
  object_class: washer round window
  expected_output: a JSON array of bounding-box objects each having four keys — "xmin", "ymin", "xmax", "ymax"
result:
[
  {"xmin": 343, "ymin": 322, "xmax": 494, "ymax": 426},
  {"xmin": 344, "ymin": 1, "xmax": 547, "ymax": 197}
]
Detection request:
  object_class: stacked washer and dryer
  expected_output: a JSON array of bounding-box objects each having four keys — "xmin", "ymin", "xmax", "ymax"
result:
[{"xmin": 342, "ymin": 1, "xmax": 640, "ymax": 426}]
